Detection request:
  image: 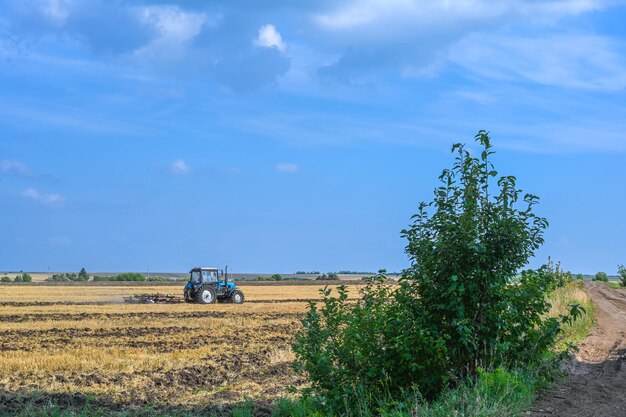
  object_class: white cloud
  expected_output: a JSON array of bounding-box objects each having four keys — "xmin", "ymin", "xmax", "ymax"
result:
[
  {"xmin": 168, "ymin": 159, "xmax": 190, "ymax": 175},
  {"xmin": 131, "ymin": 5, "xmax": 209, "ymax": 62},
  {"xmin": 0, "ymin": 159, "xmax": 32, "ymax": 177},
  {"xmin": 21, "ymin": 188, "xmax": 64, "ymax": 205},
  {"xmin": 275, "ymin": 162, "xmax": 299, "ymax": 173},
  {"xmin": 139, "ymin": 5, "xmax": 208, "ymax": 44},
  {"xmin": 450, "ymin": 33, "xmax": 626, "ymax": 91},
  {"xmin": 254, "ymin": 24, "xmax": 287, "ymax": 53},
  {"xmin": 314, "ymin": 0, "xmax": 608, "ymax": 32},
  {"xmin": 40, "ymin": 0, "xmax": 72, "ymax": 26}
]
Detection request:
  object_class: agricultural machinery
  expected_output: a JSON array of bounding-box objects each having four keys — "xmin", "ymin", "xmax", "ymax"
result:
[
  {"xmin": 184, "ymin": 266, "xmax": 244, "ymax": 304},
  {"xmin": 123, "ymin": 266, "xmax": 244, "ymax": 304}
]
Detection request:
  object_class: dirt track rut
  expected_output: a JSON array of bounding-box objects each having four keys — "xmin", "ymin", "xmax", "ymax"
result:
[{"xmin": 530, "ymin": 282, "xmax": 626, "ymax": 416}]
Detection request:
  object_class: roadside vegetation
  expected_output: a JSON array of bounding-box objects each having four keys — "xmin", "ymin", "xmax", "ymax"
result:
[{"xmin": 287, "ymin": 132, "xmax": 590, "ymax": 417}]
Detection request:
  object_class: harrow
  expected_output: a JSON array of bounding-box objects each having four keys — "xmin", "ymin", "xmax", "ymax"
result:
[{"xmin": 123, "ymin": 293, "xmax": 184, "ymax": 304}]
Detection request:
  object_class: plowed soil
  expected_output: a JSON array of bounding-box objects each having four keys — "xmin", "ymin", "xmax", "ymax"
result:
[
  {"xmin": 530, "ymin": 282, "xmax": 626, "ymax": 416},
  {"xmin": 0, "ymin": 284, "xmax": 348, "ymax": 414}
]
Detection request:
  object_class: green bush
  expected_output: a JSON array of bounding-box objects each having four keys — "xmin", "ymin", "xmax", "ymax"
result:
[
  {"xmin": 618, "ymin": 265, "xmax": 626, "ymax": 287},
  {"xmin": 12, "ymin": 273, "xmax": 32, "ymax": 283},
  {"xmin": 1, "ymin": 276, "xmax": 11, "ymax": 283},
  {"xmin": 293, "ymin": 132, "xmax": 580, "ymax": 413},
  {"xmin": 271, "ymin": 274, "xmax": 283, "ymax": 281},
  {"xmin": 593, "ymin": 271, "xmax": 608, "ymax": 282},
  {"xmin": 47, "ymin": 273, "xmax": 78, "ymax": 282}
]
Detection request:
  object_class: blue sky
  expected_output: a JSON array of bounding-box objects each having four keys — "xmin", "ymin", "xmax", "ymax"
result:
[{"xmin": 1, "ymin": 0, "xmax": 626, "ymax": 274}]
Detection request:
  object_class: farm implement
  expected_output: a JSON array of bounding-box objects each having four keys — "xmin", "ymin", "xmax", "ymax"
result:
[
  {"xmin": 124, "ymin": 266, "xmax": 245, "ymax": 304},
  {"xmin": 123, "ymin": 293, "xmax": 183, "ymax": 304}
]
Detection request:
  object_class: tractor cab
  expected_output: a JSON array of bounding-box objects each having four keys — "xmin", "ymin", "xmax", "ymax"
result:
[
  {"xmin": 184, "ymin": 266, "xmax": 244, "ymax": 304},
  {"xmin": 189, "ymin": 267, "xmax": 221, "ymax": 285}
]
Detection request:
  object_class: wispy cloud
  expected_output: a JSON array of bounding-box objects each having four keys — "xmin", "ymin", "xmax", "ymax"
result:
[
  {"xmin": 275, "ymin": 162, "xmax": 299, "ymax": 173},
  {"xmin": 21, "ymin": 188, "xmax": 64, "ymax": 205},
  {"xmin": 0, "ymin": 159, "xmax": 32, "ymax": 177},
  {"xmin": 167, "ymin": 159, "xmax": 190, "ymax": 175},
  {"xmin": 450, "ymin": 33, "xmax": 626, "ymax": 91}
]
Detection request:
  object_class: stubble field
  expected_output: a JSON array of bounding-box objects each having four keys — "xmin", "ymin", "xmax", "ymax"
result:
[{"xmin": 0, "ymin": 284, "xmax": 359, "ymax": 415}]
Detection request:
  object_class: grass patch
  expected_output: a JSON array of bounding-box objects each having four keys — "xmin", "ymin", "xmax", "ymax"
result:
[
  {"xmin": 549, "ymin": 281, "xmax": 596, "ymax": 350},
  {"xmin": 599, "ymin": 281, "xmax": 623, "ymax": 289}
]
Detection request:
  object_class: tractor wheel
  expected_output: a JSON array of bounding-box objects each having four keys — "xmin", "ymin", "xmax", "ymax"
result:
[
  {"xmin": 231, "ymin": 290, "xmax": 245, "ymax": 304},
  {"xmin": 195, "ymin": 286, "xmax": 216, "ymax": 304}
]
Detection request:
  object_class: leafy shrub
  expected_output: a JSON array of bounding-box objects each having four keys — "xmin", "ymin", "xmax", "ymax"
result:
[
  {"xmin": 0, "ymin": 276, "xmax": 11, "ymax": 283},
  {"xmin": 47, "ymin": 273, "xmax": 71, "ymax": 282},
  {"xmin": 271, "ymin": 274, "xmax": 283, "ymax": 281},
  {"xmin": 293, "ymin": 132, "xmax": 580, "ymax": 413},
  {"xmin": 618, "ymin": 265, "xmax": 626, "ymax": 287},
  {"xmin": 47, "ymin": 273, "xmax": 79, "ymax": 282},
  {"xmin": 12, "ymin": 273, "xmax": 32, "ymax": 282},
  {"xmin": 593, "ymin": 271, "xmax": 608, "ymax": 282}
]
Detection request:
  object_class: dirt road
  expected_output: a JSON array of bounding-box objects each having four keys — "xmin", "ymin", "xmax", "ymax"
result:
[{"xmin": 531, "ymin": 282, "xmax": 626, "ymax": 416}]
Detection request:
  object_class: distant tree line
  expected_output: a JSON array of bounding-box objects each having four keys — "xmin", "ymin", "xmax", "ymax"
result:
[
  {"xmin": 93, "ymin": 272, "xmax": 147, "ymax": 282},
  {"xmin": 1, "ymin": 273, "xmax": 32, "ymax": 283},
  {"xmin": 47, "ymin": 268, "xmax": 90, "ymax": 282},
  {"xmin": 295, "ymin": 271, "xmax": 321, "ymax": 275}
]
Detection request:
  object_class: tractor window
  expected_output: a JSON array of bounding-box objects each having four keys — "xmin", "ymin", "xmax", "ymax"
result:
[
  {"xmin": 191, "ymin": 271, "xmax": 201, "ymax": 283},
  {"xmin": 202, "ymin": 270, "xmax": 217, "ymax": 283}
]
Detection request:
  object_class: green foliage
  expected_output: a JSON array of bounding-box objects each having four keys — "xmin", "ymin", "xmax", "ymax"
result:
[
  {"xmin": 0, "ymin": 276, "xmax": 11, "ymax": 283},
  {"xmin": 47, "ymin": 273, "xmax": 78, "ymax": 282},
  {"xmin": 575, "ymin": 273, "xmax": 584, "ymax": 280},
  {"xmin": 11, "ymin": 273, "xmax": 32, "ymax": 283},
  {"xmin": 593, "ymin": 271, "xmax": 608, "ymax": 282},
  {"xmin": 271, "ymin": 274, "xmax": 283, "ymax": 281},
  {"xmin": 77, "ymin": 268, "xmax": 89, "ymax": 281},
  {"xmin": 147, "ymin": 276, "xmax": 166, "ymax": 282},
  {"xmin": 293, "ymin": 132, "xmax": 579, "ymax": 413},
  {"xmin": 618, "ymin": 265, "xmax": 626, "ymax": 287},
  {"xmin": 93, "ymin": 273, "xmax": 146, "ymax": 282}
]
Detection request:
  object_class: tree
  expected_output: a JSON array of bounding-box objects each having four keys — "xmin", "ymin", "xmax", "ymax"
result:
[
  {"xmin": 618, "ymin": 265, "xmax": 626, "ymax": 287},
  {"xmin": 13, "ymin": 275, "xmax": 23, "ymax": 283},
  {"xmin": 78, "ymin": 268, "xmax": 89, "ymax": 281},
  {"xmin": 21, "ymin": 273, "xmax": 32, "ymax": 282},
  {"xmin": 593, "ymin": 271, "xmax": 608, "ymax": 282},
  {"xmin": 271, "ymin": 274, "xmax": 283, "ymax": 281},
  {"xmin": 0, "ymin": 276, "xmax": 11, "ymax": 283},
  {"xmin": 293, "ymin": 132, "xmax": 579, "ymax": 411}
]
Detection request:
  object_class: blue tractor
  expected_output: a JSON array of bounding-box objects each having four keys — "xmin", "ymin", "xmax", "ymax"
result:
[{"xmin": 184, "ymin": 266, "xmax": 244, "ymax": 304}]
